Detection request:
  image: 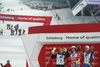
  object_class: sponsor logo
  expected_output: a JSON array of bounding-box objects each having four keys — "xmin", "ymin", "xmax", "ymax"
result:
[
  {"xmin": 46, "ymin": 36, "xmax": 63, "ymax": 40},
  {"xmin": 33, "ymin": 18, "xmax": 45, "ymax": 21},
  {"xmin": 45, "ymin": 47, "xmax": 52, "ymax": 49},
  {"xmin": 0, "ymin": 16, "xmax": 14, "ymax": 19}
]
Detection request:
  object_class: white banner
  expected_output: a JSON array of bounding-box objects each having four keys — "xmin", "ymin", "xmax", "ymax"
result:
[
  {"xmin": 86, "ymin": 0, "xmax": 100, "ymax": 5},
  {"xmin": 72, "ymin": 0, "xmax": 87, "ymax": 16},
  {"xmin": 37, "ymin": 32, "xmax": 100, "ymax": 44}
]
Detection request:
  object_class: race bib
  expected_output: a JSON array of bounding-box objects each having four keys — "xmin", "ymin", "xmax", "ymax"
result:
[
  {"xmin": 84, "ymin": 52, "xmax": 91, "ymax": 63},
  {"xmin": 56, "ymin": 54, "xmax": 64, "ymax": 65}
]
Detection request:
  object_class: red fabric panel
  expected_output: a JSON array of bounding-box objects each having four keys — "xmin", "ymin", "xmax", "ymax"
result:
[{"xmin": 28, "ymin": 23, "xmax": 100, "ymax": 34}]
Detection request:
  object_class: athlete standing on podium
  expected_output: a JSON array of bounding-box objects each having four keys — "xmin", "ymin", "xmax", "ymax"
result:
[
  {"xmin": 70, "ymin": 46, "xmax": 80, "ymax": 67},
  {"xmin": 51, "ymin": 48, "xmax": 70, "ymax": 67},
  {"xmin": 83, "ymin": 45, "xmax": 95, "ymax": 67}
]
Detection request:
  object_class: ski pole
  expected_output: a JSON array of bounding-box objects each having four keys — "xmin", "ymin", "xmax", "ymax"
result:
[
  {"xmin": 76, "ymin": 45, "xmax": 81, "ymax": 67},
  {"xmin": 0, "ymin": 63, "xmax": 3, "ymax": 67},
  {"xmin": 44, "ymin": 47, "xmax": 57, "ymax": 67}
]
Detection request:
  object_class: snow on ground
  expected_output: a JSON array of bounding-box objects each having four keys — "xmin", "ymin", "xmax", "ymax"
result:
[
  {"xmin": 0, "ymin": 36, "xmax": 26, "ymax": 67},
  {"xmin": 0, "ymin": 0, "xmax": 95, "ymax": 67},
  {"xmin": 0, "ymin": 21, "xmax": 43, "ymax": 67}
]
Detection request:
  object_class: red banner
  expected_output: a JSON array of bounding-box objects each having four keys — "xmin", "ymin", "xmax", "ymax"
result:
[
  {"xmin": 28, "ymin": 23, "xmax": 100, "ymax": 34},
  {"xmin": 0, "ymin": 14, "xmax": 52, "ymax": 26},
  {"xmin": 39, "ymin": 44, "xmax": 100, "ymax": 67}
]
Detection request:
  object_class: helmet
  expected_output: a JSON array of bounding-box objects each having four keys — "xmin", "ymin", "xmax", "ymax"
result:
[
  {"xmin": 85, "ymin": 45, "xmax": 89, "ymax": 48},
  {"xmin": 71, "ymin": 46, "xmax": 76, "ymax": 49}
]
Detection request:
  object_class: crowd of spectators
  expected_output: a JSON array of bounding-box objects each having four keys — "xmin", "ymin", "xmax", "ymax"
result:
[{"xmin": 6, "ymin": 24, "xmax": 25, "ymax": 36}]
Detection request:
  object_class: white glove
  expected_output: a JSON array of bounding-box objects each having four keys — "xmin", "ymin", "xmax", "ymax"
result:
[
  {"xmin": 77, "ymin": 59, "xmax": 80, "ymax": 65},
  {"xmin": 92, "ymin": 63, "xmax": 94, "ymax": 65},
  {"xmin": 51, "ymin": 50, "xmax": 55, "ymax": 54},
  {"xmin": 78, "ymin": 61, "xmax": 80, "ymax": 65},
  {"xmin": 63, "ymin": 48, "xmax": 67, "ymax": 52}
]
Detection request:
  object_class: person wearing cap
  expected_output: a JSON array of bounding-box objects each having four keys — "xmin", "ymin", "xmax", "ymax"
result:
[
  {"xmin": 0, "ymin": 29, "xmax": 3, "ymax": 36},
  {"xmin": 14, "ymin": 24, "xmax": 19, "ymax": 35},
  {"xmin": 70, "ymin": 46, "xmax": 79, "ymax": 67},
  {"xmin": 6, "ymin": 24, "xmax": 10, "ymax": 30},
  {"xmin": 51, "ymin": 48, "xmax": 70, "ymax": 67},
  {"xmin": 83, "ymin": 45, "xmax": 95, "ymax": 67}
]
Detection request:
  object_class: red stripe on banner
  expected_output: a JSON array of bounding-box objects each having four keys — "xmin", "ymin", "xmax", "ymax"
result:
[
  {"xmin": 0, "ymin": 14, "xmax": 52, "ymax": 26},
  {"xmin": 28, "ymin": 23, "xmax": 100, "ymax": 34}
]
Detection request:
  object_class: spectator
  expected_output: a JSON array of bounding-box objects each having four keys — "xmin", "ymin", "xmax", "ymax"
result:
[
  {"xmin": 11, "ymin": 25, "xmax": 13, "ymax": 29},
  {"xmin": 7, "ymin": 24, "xmax": 10, "ymax": 29},
  {"xmin": 15, "ymin": 28, "xmax": 18, "ymax": 35},
  {"xmin": 16, "ymin": 24, "xmax": 19, "ymax": 29},
  {"xmin": 22, "ymin": 29, "xmax": 25, "ymax": 35},
  {"xmin": 56, "ymin": 14, "xmax": 58, "ymax": 18},
  {"xmin": 21, "ymin": 8, "xmax": 23, "ymax": 10},
  {"xmin": 2, "ymin": 20, "xmax": 4, "ymax": 23},
  {"xmin": 18, "ymin": 29, "xmax": 21, "ymax": 36},
  {"xmin": 55, "ymin": 14, "xmax": 60, "ymax": 20},
  {"xmin": 7, "ymin": 8, "xmax": 10, "ymax": 12},
  {"xmin": 58, "ymin": 16, "xmax": 60, "ymax": 20},
  {"xmin": 0, "ymin": 29, "xmax": 1, "ymax": 36},
  {"xmin": 0, "ymin": 29, "xmax": 3, "ymax": 36},
  {"xmin": 1, "ymin": 60, "xmax": 12, "ymax": 67},
  {"xmin": 14, "ymin": 24, "xmax": 19, "ymax": 34},
  {"xmin": 10, "ymin": 29, "xmax": 15, "ymax": 35}
]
